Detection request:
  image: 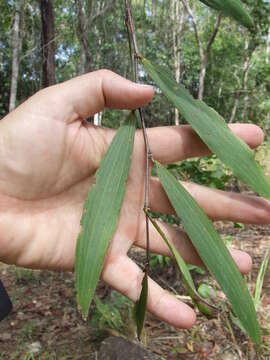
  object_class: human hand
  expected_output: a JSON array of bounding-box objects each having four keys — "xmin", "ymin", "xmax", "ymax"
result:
[{"xmin": 0, "ymin": 70, "xmax": 269, "ymax": 328}]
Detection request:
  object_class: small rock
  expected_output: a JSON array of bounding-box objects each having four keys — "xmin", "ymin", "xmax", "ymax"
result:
[
  {"xmin": 220, "ymin": 352, "xmax": 239, "ymax": 360},
  {"xmin": 17, "ymin": 311, "xmax": 26, "ymax": 320},
  {"xmin": 98, "ymin": 336, "xmax": 159, "ymax": 360},
  {"xmin": 28, "ymin": 341, "xmax": 42, "ymax": 354},
  {"xmin": 0, "ymin": 333, "xmax": 12, "ymax": 341}
]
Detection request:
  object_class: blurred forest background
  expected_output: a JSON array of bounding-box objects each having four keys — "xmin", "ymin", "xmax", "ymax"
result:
[
  {"xmin": 1, "ymin": 1, "xmax": 270, "ymax": 359},
  {"xmin": 1, "ymin": 0, "xmax": 270, "ymax": 132}
]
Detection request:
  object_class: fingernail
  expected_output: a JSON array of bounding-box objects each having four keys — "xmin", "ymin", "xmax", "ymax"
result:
[{"xmin": 136, "ymin": 83, "xmax": 153, "ymax": 89}]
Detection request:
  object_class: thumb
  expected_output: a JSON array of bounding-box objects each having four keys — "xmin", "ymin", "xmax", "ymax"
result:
[{"xmin": 23, "ymin": 70, "xmax": 154, "ymax": 122}]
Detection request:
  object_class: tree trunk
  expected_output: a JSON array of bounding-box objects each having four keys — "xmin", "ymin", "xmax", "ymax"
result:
[
  {"xmin": 9, "ymin": 0, "xmax": 24, "ymax": 112},
  {"xmin": 241, "ymin": 36, "xmax": 251, "ymax": 121},
  {"xmin": 198, "ymin": 56, "xmax": 207, "ymax": 101},
  {"xmin": 0, "ymin": 27, "xmax": 3, "ymax": 72},
  {"xmin": 171, "ymin": 0, "xmax": 184, "ymax": 125},
  {"xmin": 181, "ymin": 0, "xmax": 221, "ymax": 100},
  {"xmin": 266, "ymin": 27, "xmax": 270, "ymax": 64},
  {"xmin": 230, "ymin": 36, "xmax": 252, "ymax": 123},
  {"xmin": 76, "ymin": 0, "xmax": 92, "ymax": 74},
  {"xmin": 229, "ymin": 95, "xmax": 240, "ymax": 123},
  {"xmin": 198, "ymin": 14, "xmax": 222, "ymax": 100},
  {"xmin": 40, "ymin": 0, "xmax": 56, "ymax": 88},
  {"xmin": 79, "ymin": 46, "xmax": 87, "ymax": 75},
  {"xmin": 75, "ymin": 0, "xmax": 113, "ymax": 74}
]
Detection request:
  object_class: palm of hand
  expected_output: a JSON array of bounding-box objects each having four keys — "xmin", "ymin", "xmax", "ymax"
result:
[
  {"xmin": 0, "ymin": 96, "xmax": 145, "ymax": 272},
  {"xmin": 0, "ymin": 70, "xmax": 268, "ymax": 328}
]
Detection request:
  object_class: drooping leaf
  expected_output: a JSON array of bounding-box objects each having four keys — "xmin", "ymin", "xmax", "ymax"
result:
[
  {"xmin": 134, "ymin": 271, "xmax": 148, "ymax": 341},
  {"xmin": 155, "ymin": 161, "xmax": 261, "ymax": 346},
  {"xmin": 254, "ymin": 249, "xmax": 269, "ymax": 310},
  {"xmin": 142, "ymin": 58, "xmax": 270, "ymax": 200},
  {"xmin": 198, "ymin": 0, "xmax": 253, "ymax": 28},
  {"xmin": 75, "ymin": 112, "xmax": 136, "ymax": 319},
  {"xmin": 145, "ymin": 210, "xmax": 215, "ymax": 318}
]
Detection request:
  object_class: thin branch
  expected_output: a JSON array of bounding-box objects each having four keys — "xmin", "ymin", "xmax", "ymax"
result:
[
  {"xmin": 182, "ymin": 0, "xmax": 222, "ymax": 62},
  {"xmin": 181, "ymin": 0, "xmax": 204, "ymax": 60},
  {"xmin": 125, "ymin": 0, "xmax": 152, "ymax": 271},
  {"xmin": 182, "ymin": 0, "xmax": 222, "ymax": 100},
  {"xmin": 205, "ymin": 13, "xmax": 222, "ymax": 55},
  {"xmin": 92, "ymin": 2, "xmax": 113, "ymax": 23}
]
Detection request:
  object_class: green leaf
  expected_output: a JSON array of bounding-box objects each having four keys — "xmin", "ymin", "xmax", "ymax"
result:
[
  {"xmin": 187, "ymin": 264, "xmax": 206, "ymax": 275},
  {"xmin": 134, "ymin": 272, "xmax": 148, "ymax": 341},
  {"xmin": 198, "ymin": 283, "xmax": 215, "ymax": 299},
  {"xmin": 145, "ymin": 210, "xmax": 215, "ymax": 317},
  {"xmin": 146, "ymin": 210, "xmax": 195, "ymax": 293},
  {"xmin": 198, "ymin": 0, "xmax": 253, "ymax": 28},
  {"xmin": 254, "ymin": 249, "xmax": 269, "ymax": 310},
  {"xmin": 155, "ymin": 161, "xmax": 261, "ymax": 346},
  {"xmin": 142, "ymin": 58, "xmax": 270, "ymax": 200},
  {"xmin": 230, "ymin": 311, "xmax": 247, "ymax": 334},
  {"xmin": 75, "ymin": 112, "xmax": 136, "ymax": 319}
]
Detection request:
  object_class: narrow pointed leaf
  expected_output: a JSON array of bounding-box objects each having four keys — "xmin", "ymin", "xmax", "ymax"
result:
[
  {"xmin": 142, "ymin": 58, "xmax": 270, "ymax": 200},
  {"xmin": 146, "ymin": 210, "xmax": 215, "ymax": 317},
  {"xmin": 75, "ymin": 112, "xmax": 136, "ymax": 319},
  {"xmin": 198, "ymin": 0, "xmax": 253, "ymax": 28},
  {"xmin": 254, "ymin": 249, "xmax": 269, "ymax": 310},
  {"xmin": 134, "ymin": 272, "xmax": 148, "ymax": 341},
  {"xmin": 155, "ymin": 161, "xmax": 261, "ymax": 346}
]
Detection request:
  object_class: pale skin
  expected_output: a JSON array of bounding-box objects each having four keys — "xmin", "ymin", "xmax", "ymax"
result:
[{"xmin": 0, "ymin": 70, "xmax": 270, "ymax": 329}]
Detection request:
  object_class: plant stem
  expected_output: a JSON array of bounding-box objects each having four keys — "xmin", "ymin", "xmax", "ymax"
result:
[{"xmin": 125, "ymin": 0, "xmax": 152, "ymax": 271}]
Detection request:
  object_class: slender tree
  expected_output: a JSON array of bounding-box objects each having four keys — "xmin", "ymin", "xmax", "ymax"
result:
[
  {"xmin": 40, "ymin": 0, "xmax": 56, "ymax": 87},
  {"xmin": 229, "ymin": 32, "xmax": 257, "ymax": 123},
  {"xmin": 0, "ymin": 26, "xmax": 2, "ymax": 72},
  {"xmin": 181, "ymin": 0, "xmax": 222, "ymax": 100},
  {"xmin": 9, "ymin": 0, "xmax": 24, "ymax": 112},
  {"xmin": 171, "ymin": 0, "xmax": 185, "ymax": 125},
  {"xmin": 75, "ymin": 0, "xmax": 113, "ymax": 74},
  {"xmin": 266, "ymin": 27, "xmax": 270, "ymax": 64}
]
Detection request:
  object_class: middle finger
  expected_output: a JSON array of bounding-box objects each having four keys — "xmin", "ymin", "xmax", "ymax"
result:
[{"xmin": 149, "ymin": 177, "xmax": 270, "ymax": 224}]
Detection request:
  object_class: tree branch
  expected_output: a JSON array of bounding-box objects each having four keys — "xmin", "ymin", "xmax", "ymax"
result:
[
  {"xmin": 205, "ymin": 13, "xmax": 222, "ymax": 55},
  {"xmin": 181, "ymin": 0, "xmax": 204, "ymax": 60},
  {"xmin": 92, "ymin": 2, "xmax": 113, "ymax": 23}
]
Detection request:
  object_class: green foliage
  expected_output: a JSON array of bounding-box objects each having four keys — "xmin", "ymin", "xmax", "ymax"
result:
[
  {"xmin": 150, "ymin": 254, "xmax": 171, "ymax": 268},
  {"xmin": 147, "ymin": 212, "xmax": 215, "ymax": 317},
  {"xmin": 168, "ymin": 156, "xmax": 231, "ymax": 190},
  {"xmin": 155, "ymin": 161, "xmax": 261, "ymax": 345},
  {"xmin": 133, "ymin": 272, "xmax": 148, "ymax": 341},
  {"xmin": 142, "ymin": 57, "xmax": 270, "ymax": 199},
  {"xmin": 254, "ymin": 249, "xmax": 269, "ymax": 310},
  {"xmin": 187, "ymin": 264, "xmax": 206, "ymax": 275},
  {"xmin": 198, "ymin": 283, "xmax": 216, "ymax": 299},
  {"xmin": 15, "ymin": 267, "xmax": 37, "ymax": 283},
  {"xmin": 90, "ymin": 291, "xmax": 132, "ymax": 332},
  {"xmin": 199, "ymin": 0, "xmax": 253, "ymax": 28},
  {"xmin": 92, "ymin": 296, "xmax": 124, "ymax": 331},
  {"xmin": 2, "ymin": 0, "xmax": 268, "ymax": 349},
  {"xmin": 1, "ymin": 1, "xmax": 269, "ymax": 130},
  {"xmin": 223, "ymin": 235, "xmax": 233, "ymax": 247},
  {"xmin": 75, "ymin": 112, "xmax": 136, "ymax": 319}
]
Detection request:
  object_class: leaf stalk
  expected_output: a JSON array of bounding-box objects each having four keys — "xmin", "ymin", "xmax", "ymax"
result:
[{"xmin": 125, "ymin": 0, "xmax": 152, "ymax": 271}]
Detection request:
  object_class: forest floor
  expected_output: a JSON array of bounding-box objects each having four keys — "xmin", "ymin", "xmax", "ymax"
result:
[{"xmin": 0, "ymin": 220, "xmax": 269, "ymax": 360}]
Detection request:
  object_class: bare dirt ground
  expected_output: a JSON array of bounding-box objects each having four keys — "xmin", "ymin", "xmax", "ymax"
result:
[{"xmin": 0, "ymin": 221, "xmax": 269, "ymax": 360}]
